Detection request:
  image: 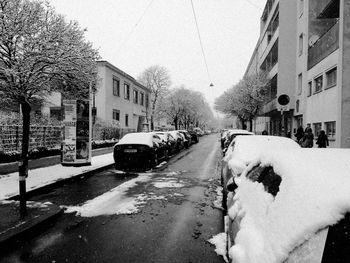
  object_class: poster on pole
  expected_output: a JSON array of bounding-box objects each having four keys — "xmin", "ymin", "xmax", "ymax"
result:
[
  {"xmin": 62, "ymin": 99, "xmax": 91, "ymax": 166},
  {"xmin": 62, "ymin": 100, "xmax": 77, "ymax": 164}
]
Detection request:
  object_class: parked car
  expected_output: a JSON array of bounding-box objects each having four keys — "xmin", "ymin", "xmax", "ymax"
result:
[
  {"xmin": 168, "ymin": 130, "xmax": 185, "ymax": 152},
  {"xmin": 178, "ymin": 130, "xmax": 192, "ymax": 148},
  {"xmin": 113, "ymin": 132, "xmax": 168, "ymax": 171},
  {"xmin": 154, "ymin": 131, "xmax": 177, "ymax": 155},
  {"xmin": 188, "ymin": 130, "xmax": 199, "ymax": 143},
  {"xmin": 221, "ymin": 135, "xmax": 300, "ymax": 211},
  {"xmin": 194, "ymin": 127, "xmax": 204, "ymax": 136},
  {"xmin": 225, "ymin": 148, "xmax": 350, "ymax": 263},
  {"xmin": 220, "ymin": 129, "xmax": 229, "ymax": 149},
  {"xmin": 221, "ymin": 129, "xmax": 254, "ymax": 154}
]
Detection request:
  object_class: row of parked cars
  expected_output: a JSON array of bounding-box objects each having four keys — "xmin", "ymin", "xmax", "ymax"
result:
[
  {"xmin": 220, "ymin": 129, "xmax": 350, "ymax": 263},
  {"xmin": 113, "ymin": 130, "xmax": 200, "ymax": 171}
]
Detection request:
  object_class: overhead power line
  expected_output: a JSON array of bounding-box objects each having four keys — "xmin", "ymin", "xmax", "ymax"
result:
[
  {"xmin": 190, "ymin": 0, "xmax": 212, "ymax": 86},
  {"xmin": 243, "ymin": 0, "xmax": 263, "ymax": 11},
  {"xmin": 118, "ymin": 0, "xmax": 155, "ymax": 54}
]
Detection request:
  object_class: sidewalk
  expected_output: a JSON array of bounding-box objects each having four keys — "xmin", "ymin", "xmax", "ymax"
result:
[{"xmin": 0, "ymin": 151, "xmax": 115, "ymax": 247}]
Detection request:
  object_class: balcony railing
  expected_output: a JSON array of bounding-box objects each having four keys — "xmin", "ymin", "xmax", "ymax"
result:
[{"xmin": 308, "ymin": 21, "xmax": 339, "ymax": 69}]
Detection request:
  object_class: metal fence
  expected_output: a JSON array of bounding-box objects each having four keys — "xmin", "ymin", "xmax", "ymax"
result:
[
  {"xmin": 0, "ymin": 125, "xmax": 62, "ymax": 153},
  {"xmin": 0, "ymin": 125, "xmax": 136, "ymax": 153},
  {"xmin": 92, "ymin": 126, "xmax": 135, "ymax": 141}
]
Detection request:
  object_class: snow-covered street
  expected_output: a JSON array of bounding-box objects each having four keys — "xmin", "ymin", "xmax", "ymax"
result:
[{"xmin": 1, "ymin": 134, "xmax": 227, "ymax": 263}]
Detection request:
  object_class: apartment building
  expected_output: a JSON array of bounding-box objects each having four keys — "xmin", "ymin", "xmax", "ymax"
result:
[
  {"xmin": 245, "ymin": 0, "xmax": 298, "ymax": 136},
  {"xmin": 95, "ymin": 61, "xmax": 151, "ymax": 131},
  {"xmin": 246, "ymin": 0, "xmax": 350, "ymax": 148},
  {"xmin": 297, "ymin": 0, "xmax": 349, "ymax": 148},
  {"xmin": 43, "ymin": 61, "xmax": 151, "ymax": 132}
]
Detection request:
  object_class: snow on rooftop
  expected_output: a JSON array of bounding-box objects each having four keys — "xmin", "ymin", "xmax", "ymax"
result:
[
  {"xmin": 228, "ymin": 148, "xmax": 350, "ymax": 263},
  {"xmin": 117, "ymin": 132, "xmax": 153, "ymax": 147}
]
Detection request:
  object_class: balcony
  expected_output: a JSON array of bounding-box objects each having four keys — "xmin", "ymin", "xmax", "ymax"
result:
[
  {"xmin": 318, "ymin": 0, "xmax": 339, "ymax": 19},
  {"xmin": 308, "ymin": 21, "xmax": 339, "ymax": 70}
]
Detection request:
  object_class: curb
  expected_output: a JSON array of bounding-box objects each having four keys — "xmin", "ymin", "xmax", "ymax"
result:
[
  {"xmin": 8, "ymin": 163, "xmax": 115, "ymax": 201},
  {"xmin": 0, "ymin": 204, "xmax": 63, "ymax": 247},
  {"xmin": 0, "ymin": 147, "xmax": 114, "ymax": 175}
]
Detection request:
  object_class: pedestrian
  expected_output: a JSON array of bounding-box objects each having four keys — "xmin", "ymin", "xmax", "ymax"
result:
[
  {"xmin": 299, "ymin": 127, "xmax": 314, "ymax": 148},
  {"xmin": 316, "ymin": 130, "xmax": 329, "ymax": 148},
  {"xmin": 294, "ymin": 126, "xmax": 304, "ymax": 143}
]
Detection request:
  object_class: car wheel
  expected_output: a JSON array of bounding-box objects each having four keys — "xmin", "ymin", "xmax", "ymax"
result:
[{"xmin": 153, "ymin": 153, "xmax": 158, "ymax": 167}]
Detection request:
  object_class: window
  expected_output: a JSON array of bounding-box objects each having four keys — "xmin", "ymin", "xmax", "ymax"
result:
[
  {"xmin": 325, "ymin": 121, "xmax": 336, "ymax": 140},
  {"xmin": 50, "ymin": 107, "xmax": 62, "ymax": 121},
  {"xmin": 112, "ymin": 109, "xmax": 120, "ymax": 121},
  {"xmin": 298, "ymin": 73, "xmax": 302, "ymax": 95},
  {"xmin": 113, "ymin": 78, "xmax": 120, "ymax": 96},
  {"xmin": 296, "ymin": 100, "xmax": 300, "ymax": 113},
  {"xmin": 140, "ymin": 92, "xmax": 144, "ymax": 106},
  {"xmin": 124, "ymin": 83, "xmax": 130, "ymax": 100},
  {"xmin": 313, "ymin": 122, "xmax": 322, "ymax": 137},
  {"xmin": 125, "ymin": 114, "xmax": 129, "ymax": 126},
  {"xmin": 326, "ymin": 67, "xmax": 337, "ymax": 89},
  {"xmin": 307, "ymin": 81, "xmax": 312, "ymax": 97},
  {"xmin": 145, "ymin": 94, "xmax": 149, "ymax": 108},
  {"xmin": 314, "ymin": 75, "xmax": 323, "ymax": 93},
  {"xmin": 298, "ymin": 34, "xmax": 303, "ymax": 56},
  {"xmin": 247, "ymin": 165, "xmax": 281, "ymax": 197},
  {"xmin": 133, "ymin": 89, "xmax": 139, "ymax": 104}
]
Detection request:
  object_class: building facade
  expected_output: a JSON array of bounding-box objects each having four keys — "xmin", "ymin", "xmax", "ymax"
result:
[
  {"xmin": 42, "ymin": 61, "xmax": 151, "ymax": 132},
  {"xmin": 94, "ymin": 61, "xmax": 151, "ymax": 131},
  {"xmin": 294, "ymin": 0, "xmax": 350, "ymax": 148},
  {"xmin": 246, "ymin": 0, "xmax": 350, "ymax": 148},
  {"xmin": 245, "ymin": 0, "xmax": 298, "ymax": 136}
]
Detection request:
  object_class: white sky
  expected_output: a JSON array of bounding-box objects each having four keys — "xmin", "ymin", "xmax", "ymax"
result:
[{"xmin": 48, "ymin": 0, "xmax": 266, "ymax": 106}]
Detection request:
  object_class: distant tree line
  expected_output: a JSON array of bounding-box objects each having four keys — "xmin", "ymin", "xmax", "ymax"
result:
[
  {"xmin": 138, "ymin": 65, "xmax": 217, "ymax": 130},
  {"xmin": 214, "ymin": 71, "xmax": 270, "ymax": 130}
]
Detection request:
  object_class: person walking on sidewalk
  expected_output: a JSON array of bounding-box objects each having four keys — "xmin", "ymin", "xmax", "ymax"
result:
[
  {"xmin": 295, "ymin": 126, "xmax": 304, "ymax": 143},
  {"xmin": 316, "ymin": 130, "xmax": 329, "ymax": 148},
  {"xmin": 300, "ymin": 127, "xmax": 314, "ymax": 148}
]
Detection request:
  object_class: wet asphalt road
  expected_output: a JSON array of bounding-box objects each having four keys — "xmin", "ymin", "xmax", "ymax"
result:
[{"xmin": 0, "ymin": 134, "xmax": 225, "ymax": 263}]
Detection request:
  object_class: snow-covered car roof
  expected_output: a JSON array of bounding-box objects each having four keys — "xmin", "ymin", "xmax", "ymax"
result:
[
  {"xmin": 168, "ymin": 131, "xmax": 181, "ymax": 139},
  {"xmin": 116, "ymin": 132, "xmax": 153, "ymax": 147},
  {"xmin": 226, "ymin": 129, "xmax": 254, "ymax": 136},
  {"xmin": 224, "ymin": 135, "xmax": 300, "ymax": 174},
  {"xmin": 229, "ymin": 148, "xmax": 350, "ymax": 263},
  {"xmin": 154, "ymin": 132, "xmax": 167, "ymax": 141}
]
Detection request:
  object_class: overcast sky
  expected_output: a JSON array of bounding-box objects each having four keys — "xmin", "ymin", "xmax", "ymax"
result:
[{"xmin": 48, "ymin": 0, "xmax": 266, "ymax": 107}]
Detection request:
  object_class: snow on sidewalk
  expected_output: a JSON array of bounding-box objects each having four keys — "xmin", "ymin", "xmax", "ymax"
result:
[{"xmin": 0, "ymin": 153, "xmax": 114, "ymax": 200}]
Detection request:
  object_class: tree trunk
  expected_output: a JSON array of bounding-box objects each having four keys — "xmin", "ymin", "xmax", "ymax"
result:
[
  {"xmin": 151, "ymin": 115, "xmax": 154, "ymax": 131},
  {"xmin": 240, "ymin": 118, "xmax": 245, "ymax": 130},
  {"xmin": 174, "ymin": 117, "xmax": 178, "ymax": 130},
  {"xmin": 249, "ymin": 119, "xmax": 253, "ymax": 132},
  {"xmin": 19, "ymin": 101, "xmax": 31, "ymax": 218}
]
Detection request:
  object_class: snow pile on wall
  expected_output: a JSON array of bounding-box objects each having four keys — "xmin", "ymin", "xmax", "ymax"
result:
[{"xmin": 228, "ymin": 148, "xmax": 350, "ymax": 263}]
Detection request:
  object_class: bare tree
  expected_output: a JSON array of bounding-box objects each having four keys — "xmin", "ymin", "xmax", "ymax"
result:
[
  {"xmin": 0, "ymin": 0, "xmax": 99, "ymax": 216},
  {"xmin": 159, "ymin": 87, "xmax": 215, "ymax": 130},
  {"xmin": 138, "ymin": 65, "xmax": 171, "ymax": 130},
  {"xmin": 215, "ymin": 71, "xmax": 270, "ymax": 131}
]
